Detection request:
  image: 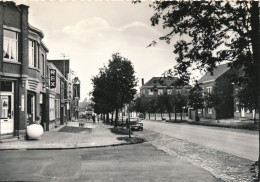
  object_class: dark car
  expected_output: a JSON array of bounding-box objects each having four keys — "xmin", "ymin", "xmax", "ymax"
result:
[
  {"xmin": 127, "ymin": 117, "xmax": 143, "ymax": 131},
  {"xmin": 130, "ymin": 122, "xmax": 143, "ymax": 131}
]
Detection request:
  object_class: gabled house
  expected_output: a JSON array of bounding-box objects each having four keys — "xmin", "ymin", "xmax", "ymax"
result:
[
  {"xmin": 198, "ymin": 63, "xmax": 238, "ymax": 120},
  {"xmin": 140, "ymin": 77, "xmax": 191, "ymax": 97}
]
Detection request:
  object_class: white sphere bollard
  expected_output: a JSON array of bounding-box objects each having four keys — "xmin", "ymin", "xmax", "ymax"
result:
[{"xmin": 27, "ymin": 124, "xmax": 44, "ymax": 139}]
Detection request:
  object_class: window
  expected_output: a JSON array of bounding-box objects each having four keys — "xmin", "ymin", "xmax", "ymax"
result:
[
  {"xmin": 148, "ymin": 89, "xmax": 153, "ymax": 95},
  {"xmin": 158, "ymin": 89, "xmax": 163, "ymax": 95},
  {"xmin": 29, "ymin": 40, "xmax": 39, "ymax": 68},
  {"xmin": 167, "ymin": 89, "xmax": 172, "ymax": 95},
  {"xmin": 175, "ymin": 89, "xmax": 181, "ymax": 94},
  {"xmin": 3, "ymin": 29, "xmax": 18, "ymax": 62},
  {"xmin": 41, "ymin": 54, "xmax": 45, "ymax": 76},
  {"xmin": 206, "ymin": 87, "xmax": 212, "ymax": 94},
  {"xmin": 29, "ymin": 40, "xmax": 35, "ymax": 67}
]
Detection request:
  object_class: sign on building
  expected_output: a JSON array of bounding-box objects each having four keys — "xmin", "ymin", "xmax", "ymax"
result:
[{"xmin": 50, "ymin": 69, "xmax": 56, "ymax": 89}]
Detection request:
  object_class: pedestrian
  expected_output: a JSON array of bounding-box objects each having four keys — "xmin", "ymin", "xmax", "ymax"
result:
[
  {"xmin": 97, "ymin": 114, "xmax": 99, "ymax": 123},
  {"xmin": 92, "ymin": 113, "xmax": 96, "ymax": 123}
]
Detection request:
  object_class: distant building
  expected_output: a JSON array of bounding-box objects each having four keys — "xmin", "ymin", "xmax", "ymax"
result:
[
  {"xmin": 197, "ymin": 64, "xmax": 237, "ymax": 120},
  {"xmin": 140, "ymin": 77, "xmax": 191, "ymax": 97}
]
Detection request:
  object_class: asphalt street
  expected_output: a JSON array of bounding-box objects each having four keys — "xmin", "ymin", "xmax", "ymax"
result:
[
  {"xmin": 0, "ymin": 143, "xmax": 221, "ymax": 182},
  {"xmin": 142, "ymin": 120, "xmax": 259, "ymax": 161}
]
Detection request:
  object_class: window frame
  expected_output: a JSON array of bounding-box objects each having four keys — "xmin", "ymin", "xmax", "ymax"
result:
[{"xmin": 3, "ymin": 29, "xmax": 18, "ymax": 62}]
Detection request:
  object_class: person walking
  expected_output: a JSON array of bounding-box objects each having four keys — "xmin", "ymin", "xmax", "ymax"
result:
[{"xmin": 92, "ymin": 113, "xmax": 96, "ymax": 123}]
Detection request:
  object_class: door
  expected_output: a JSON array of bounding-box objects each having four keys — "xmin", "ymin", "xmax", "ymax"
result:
[{"xmin": 0, "ymin": 93, "xmax": 14, "ymax": 134}]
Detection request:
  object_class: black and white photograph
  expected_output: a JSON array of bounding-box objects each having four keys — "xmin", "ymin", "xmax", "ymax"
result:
[{"xmin": 0, "ymin": 0, "xmax": 259, "ymax": 181}]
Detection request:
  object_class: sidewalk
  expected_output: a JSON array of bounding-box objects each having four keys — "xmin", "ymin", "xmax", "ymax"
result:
[{"xmin": 0, "ymin": 120, "xmax": 128, "ymax": 150}]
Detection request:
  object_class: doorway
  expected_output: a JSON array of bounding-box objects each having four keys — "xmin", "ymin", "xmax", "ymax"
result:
[{"xmin": 0, "ymin": 81, "xmax": 14, "ymax": 134}]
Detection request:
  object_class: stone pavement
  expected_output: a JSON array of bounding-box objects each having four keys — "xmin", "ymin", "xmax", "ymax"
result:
[{"xmin": 0, "ymin": 120, "xmax": 127, "ymax": 150}]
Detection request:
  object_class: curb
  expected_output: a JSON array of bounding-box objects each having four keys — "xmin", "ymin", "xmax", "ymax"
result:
[{"xmin": 0, "ymin": 140, "xmax": 147, "ymax": 151}]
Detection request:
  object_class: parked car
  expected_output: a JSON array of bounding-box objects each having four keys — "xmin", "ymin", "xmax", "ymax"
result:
[
  {"xmin": 130, "ymin": 122, "xmax": 143, "ymax": 131},
  {"xmin": 127, "ymin": 117, "xmax": 143, "ymax": 131}
]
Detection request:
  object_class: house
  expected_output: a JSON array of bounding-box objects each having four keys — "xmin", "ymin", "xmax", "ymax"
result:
[
  {"xmin": 197, "ymin": 63, "xmax": 237, "ymax": 120},
  {"xmin": 140, "ymin": 77, "xmax": 191, "ymax": 120},
  {"xmin": 140, "ymin": 77, "xmax": 191, "ymax": 97},
  {"xmin": 46, "ymin": 62, "xmax": 67, "ymax": 126},
  {"xmin": 0, "ymin": 2, "xmax": 49, "ymax": 136},
  {"xmin": 48, "ymin": 59, "xmax": 74, "ymax": 121}
]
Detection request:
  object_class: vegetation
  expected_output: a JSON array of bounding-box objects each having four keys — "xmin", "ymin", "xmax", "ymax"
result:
[
  {"xmin": 91, "ymin": 53, "xmax": 138, "ymax": 128},
  {"xmin": 146, "ymin": 1, "xmax": 259, "ymax": 178}
]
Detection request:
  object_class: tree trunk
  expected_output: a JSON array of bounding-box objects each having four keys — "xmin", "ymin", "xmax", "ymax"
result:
[
  {"xmin": 115, "ymin": 109, "xmax": 119, "ymax": 127},
  {"xmin": 106, "ymin": 112, "xmax": 109, "ymax": 123},
  {"xmin": 195, "ymin": 109, "xmax": 200, "ymax": 121},
  {"xmin": 250, "ymin": 2, "xmax": 259, "ymax": 180},
  {"xmin": 175, "ymin": 108, "xmax": 177, "ymax": 122},
  {"xmin": 161, "ymin": 113, "xmax": 163, "ymax": 120},
  {"xmin": 111, "ymin": 112, "xmax": 114, "ymax": 125},
  {"xmin": 168, "ymin": 112, "xmax": 171, "ymax": 120},
  {"xmin": 149, "ymin": 113, "xmax": 150, "ymax": 119},
  {"xmin": 155, "ymin": 113, "xmax": 156, "ymax": 120},
  {"xmin": 181, "ymin": 111, "xmax": 182, "ymax": 121}
]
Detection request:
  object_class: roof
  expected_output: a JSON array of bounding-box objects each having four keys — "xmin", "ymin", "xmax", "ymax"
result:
[
  {"xmin": 142, "ymin": 77, "xmax": 179, "ymax": 87},
  {"xmin": 198, "ymin": 64, "xmax": 230, "ymax": 83},
  {"xmin": 29, "ymin": 24, "xmax": 44, "ymax": 39}
]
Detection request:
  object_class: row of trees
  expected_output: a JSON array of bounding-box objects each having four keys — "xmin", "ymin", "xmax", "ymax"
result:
[
  {"xmin": 91, "ymin": 53, "xmax": 138, "ymax": 127},
  {"xmin": 134, "ymin": 92, "xmax": 187, "ymax": 121},
  {"xmin": 133, "ymin": 82, "xmax": 225, "ymax": 122}
]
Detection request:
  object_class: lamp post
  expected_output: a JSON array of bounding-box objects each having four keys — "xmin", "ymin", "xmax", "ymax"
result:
[{"xmin": 73, "ymin": 77, "xmax": 80, "ymax": 121}]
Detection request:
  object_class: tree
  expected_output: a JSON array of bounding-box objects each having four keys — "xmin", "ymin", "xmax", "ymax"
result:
[
  {"xmin": 149, "ymin": 1, "xmax": 258, "ymax": 86},
  {"xmin": 164, "ymin": 94, "xmax": 175, "ymax": 121},
  {"xmin": 187, "ymin": 82, "xmax": 204, "ymax": 121},
  {"xmin": 91, "ymin": 67, "xmax": 115, "ymax": 123},
  {"xmin": 149, "ymin": 97, "xmax": 158, "ymax": 120},
  {"xmin": 148, "ymin": 1, "xmax": 259, "ymax": 177},
  {"xmin": 106, "ymin": 53, "xmax": 138, "ymax": 127},
  {"xmin": 175, "ymin": 92, "xmax": 187, "ymax": 121},
  {"xmin": 157, "ymin": 94, "xmax": 167, "ymax": 120}
]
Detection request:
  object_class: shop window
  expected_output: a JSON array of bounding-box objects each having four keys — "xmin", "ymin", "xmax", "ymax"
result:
[
  {"xmin": 3, "ymin": 29, "xmax": 18, "ymax": 62},
  {"xmin": 167, "ymin": 89, "xmax": 172, "ymax": 95},
  {"xmin": 27, "ymin": 93, "xmax": 35, "ymax": 124}
]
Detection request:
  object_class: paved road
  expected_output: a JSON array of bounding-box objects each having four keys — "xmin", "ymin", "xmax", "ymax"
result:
[
  {"xmin": 142, "ymin": 120, "xmax": 259, "ymax": 161},
  {"xmin": 0, "ymin": 143, "xmax": 221, "ymax": 182}
]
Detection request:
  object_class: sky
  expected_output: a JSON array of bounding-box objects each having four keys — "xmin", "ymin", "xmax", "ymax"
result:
[{"xmin": 21, "ymin": 1, "xmax": 202, "ymax": 101}]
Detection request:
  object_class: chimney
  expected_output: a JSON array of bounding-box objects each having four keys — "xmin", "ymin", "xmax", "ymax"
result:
[{"xmin": 142, "ymin": 78, "xmax": 144, "ymax": 86}]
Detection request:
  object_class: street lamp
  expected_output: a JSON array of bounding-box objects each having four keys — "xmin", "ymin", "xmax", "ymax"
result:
[{"xmin": 73, "ymin": 77, "xmax": 80, "ymax": 121}]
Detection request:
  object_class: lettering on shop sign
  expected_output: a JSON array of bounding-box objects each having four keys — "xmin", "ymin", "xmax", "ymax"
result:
[{"xmin": 50, "ymin": 69, "xmax": 56, "ymax": 89}]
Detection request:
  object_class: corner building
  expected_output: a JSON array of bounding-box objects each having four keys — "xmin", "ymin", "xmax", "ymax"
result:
[{"xmin": 0, "ymin": 2, "xmax": 49, "ymax": 136}]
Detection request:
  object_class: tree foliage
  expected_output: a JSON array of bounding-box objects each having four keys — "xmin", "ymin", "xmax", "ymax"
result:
[
  {"xmin": 149, "ymin": 1, "xmax": 258, "ymax": 88},
  {"xmin": 91, "ymin": 53, "xmax": 138, "ymax": 126}
]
